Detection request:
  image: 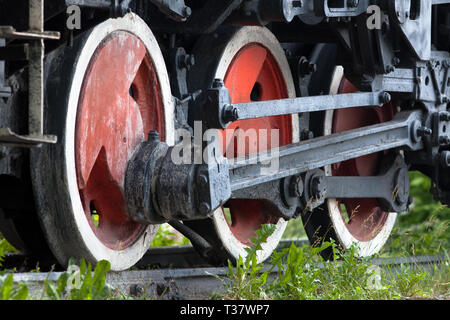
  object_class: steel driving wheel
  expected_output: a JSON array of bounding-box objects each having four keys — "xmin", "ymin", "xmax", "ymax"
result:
[
  {"xmin": 31, "ymin": 13, "xmax": 174, "ymax": 271},
  {"xmin": 186, "ymin": 26, "xmax": 299, "ymax": 264},
  {"xmin": 302, "ymin": 66, "xmax": 397, "ymax": 258}
]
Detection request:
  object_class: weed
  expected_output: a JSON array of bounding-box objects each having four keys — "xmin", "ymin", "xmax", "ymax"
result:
[
  {"xmin": 44, "ymin": 258, "xmax": 112, "ymax": 300},
  {"xmin": 220, "ymin": 228, "xmax": 449, "ymax": 300}
]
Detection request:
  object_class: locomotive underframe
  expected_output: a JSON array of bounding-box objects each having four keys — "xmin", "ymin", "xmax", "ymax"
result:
[{"xmin": 1, "ymin": 0, "xmax": 450, "ymax": 254}]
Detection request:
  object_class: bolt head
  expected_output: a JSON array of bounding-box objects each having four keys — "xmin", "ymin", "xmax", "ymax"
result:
[
  {"xmin": 289, "ymin": 176, "xmax": 304, "ymax": 197},
  {"xmin": 212, "ymin": 79, "xmax": 224, "ymax": 88},
  {"xmin": 311, "ymin": 175, "xmax": 325, "ymax": 196},
  {"xmin": 148, "ymin": 130, "xmax": 160, "ymax": 142},
  {"xmin": 199, "ymin": 202, "xmax": 211, "ymax": 215},
  {"xmin": 380, "ymin": 92, "xmax": 391, "ymax": 104},
  {"xmin": 385, "ymin": 65, "xmax": 395, "ymax": 74},
  {"xmin": 347, "ymin": 0, "xmax": 358, "ymax": 8},
  {"xmin": 441, "ymin": 151, "xmax": 450, "ymax": 167},
  {"xmin": 197, "ymin": 174, "xmax": 208, "ymax": 186},
  {"xmin": 183, "ymin": 6, "xmax": 192, "ymax": 17}
]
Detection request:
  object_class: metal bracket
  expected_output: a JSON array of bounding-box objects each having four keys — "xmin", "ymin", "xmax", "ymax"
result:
[
  {"xmin": 390, "ymin": 0, "xmax": 432, "ymax": 60},
  {"xmin": 0, "ymin": 0, "xmax": 59, "ymax": 147},
  {"xmin": 315, "ymin": 0, "xmax": 370, "ymax": 17},
  {"xmin": 0, "ymin": 38, "xmax": 11, "ymax": 98},
  {"xmin": 149, "ymin": 0, "xmax": 192, "ymax": 22},
  {"xmin": 306, "ymin": 156, "xmax": 410, "ymax": 212}
]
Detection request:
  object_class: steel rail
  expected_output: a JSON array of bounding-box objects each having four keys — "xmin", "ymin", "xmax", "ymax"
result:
[
  {"xmin": 8, "ymin": 254, "xmax": 447, "ymax": 300},
  {"xmin": 3, "ymin": 242, "xmax": 447, "ymax": 300}
]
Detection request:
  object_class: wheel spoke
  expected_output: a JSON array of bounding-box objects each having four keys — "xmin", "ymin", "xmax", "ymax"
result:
[
  {"xmin": 76, "ymin": 35, "xmax": 148, "ymax": 189},
  {"xmin": 225, "ymin": 45, "xmax": 268, "ymax": 103}
]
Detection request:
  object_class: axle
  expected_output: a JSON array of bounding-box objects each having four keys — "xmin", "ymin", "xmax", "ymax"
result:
[{"xmin": 125, "ymin": 108, "xmax": 426, "ymax": 225}]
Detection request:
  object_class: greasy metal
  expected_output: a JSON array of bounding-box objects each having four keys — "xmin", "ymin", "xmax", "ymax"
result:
[
  {"xmin": 125, "ymin": 135, "xmax": 231, "ymax": 224},
  {"xmin": 391, "ymin": 0, "xmax": 432, "ymax": 60},
  {"xmin": 127, "ymin": 110, "xmax": 422, "ymax": 223},
  {"xmin": 318, "ymin": 156, "xmax": 410, "ymax": 212},
  {"xmin": 149, "ymin": 0, "xmax": 192, "ymax": 22},
  {"xmin": 222, "ymin": 90, "xmax": 390, "ymax": 124},
  {"xmin": 0, "ymin": 26, "xmax": 60, "ymax": 40},
  {"xmin": 229, "ymin": 111, "xmax": 423, "ymax": 192}
]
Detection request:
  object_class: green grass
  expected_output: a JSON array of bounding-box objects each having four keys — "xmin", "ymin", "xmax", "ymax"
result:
[
  {"xmin": 218, "ymin": 171, "xmax": 449, "ymax": 300},
  {"xmin": 150, "ymin": 223, "xmax": 190, "ymax": 247},
  {"xmin": 219, "ymin": 229, "xmax": 449, "ymax": 300},
  {"xmin": 381, "ymin": 171, "xmax": 449, "ymax": 257},
  {"xmin": 0, "ymin": 171, "xmax": 448, "ymax": 300}
]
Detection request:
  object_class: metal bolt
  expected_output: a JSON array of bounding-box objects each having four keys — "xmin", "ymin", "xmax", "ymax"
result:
[
  {"xmin": 223, "ymin": 105, "xmax": 239, "ymax": 122},
  {"xmin": 197, "ymin": 174, "xmax": 208, "ymax": 186},
  {"xmin": 392, "ymin": 57, "xmax": 401, "ymax": 67},
  {"xmin": 347, "ymin": 0, "xmax": 358, "ymax": 8},
  {"xmin": 440, "ymin": 151, "xmax": 450, "ymax": 167},
  {"xmin": 439, "ymin": 136, "xmax": 450, "ymax": 145},
  {"xmin": 385, "ymin": 65, "xmax": 395, "ymax": 74},
  {"xmin": 300, "ymin": 129, "xmax": 314, "ymax": 141},
  {"xmin": 289, "ymin": 175, "xmax": 304, "ymax": 197},
  {"xmin": 148, "ymin": 130, "xmax": 160, "ymax": 142},
  {"xmin": 183, "ymin": 6, "xmax": 192, "ymax": 17},
  {"xmin": 178, "ymin": 54, "xmax": 195, "ymax": 70},
  {"xmin": 416, "ymin": 126, "xmax": 432, "ymax": 137},
  {"xmin": 311, "ymin": 176, "xmax": 325, "ymax": 197},
  {"xmin": 199, "ymin": 202, "xmax": 211, "ymax": 215},
  {"xmin": 379, "ymin": 92, "xmax": 391, "ymax": 104},
  {"xmin": 298, "ymin": 58, "xmax": 317, "ymax": 77},
  {"xmin": 212, "ymin": 78, "xmax": 224, "ymax": 88},
  {"xmin": 440, "ymin": 112, "xmax": 450, "ymax": 121}
]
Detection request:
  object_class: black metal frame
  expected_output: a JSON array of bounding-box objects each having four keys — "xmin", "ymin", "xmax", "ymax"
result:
[
  {"xmin": 123, "ymin": 0, "xmax": 450, "ymax": 225},
  {"xmin": 1, "ymin": 0, "xmax": 450, "ymax": 226}
]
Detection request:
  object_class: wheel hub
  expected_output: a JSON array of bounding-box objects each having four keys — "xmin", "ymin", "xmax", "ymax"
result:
[{"xmin": 75, "ymin": 31, "xmax": 165, "ymax": 249}]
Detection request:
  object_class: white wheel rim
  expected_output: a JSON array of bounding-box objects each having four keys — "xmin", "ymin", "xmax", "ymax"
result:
[
  {"xmin": 209, "ymin": 26, "xmax": 298, "ymax": 263},
  {"xmin": 324, "ymin": 66, "xmax": 396, "ymax": 257},
  {"xmin": 64, "ymin": 13, "xmax": 174, "ymax": 270}
]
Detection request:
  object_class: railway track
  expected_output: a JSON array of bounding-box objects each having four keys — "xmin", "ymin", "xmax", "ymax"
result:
[{"xmin": 2, "ymin": 239, "xmax": 447, "ymax": 300}]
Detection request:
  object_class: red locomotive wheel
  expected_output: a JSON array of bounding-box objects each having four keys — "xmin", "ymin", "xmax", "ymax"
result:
[
  {"xmin": 220, "ymin": 43, "xmax": 293, "ymax": 246},
  {"xmin": 75, "ymin": 32, "xmax": 165, "ymax": 250},
  {"xmin": 31, "ymin": 14, "xmax": 174, "ymax": 270},
  {"xmin": 186, "ymin": 27, "xmax": 298, "ymax": 264},
  {"xmin": 321, "ymin": 66, "xmax": 398, "ymax": 256}
]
